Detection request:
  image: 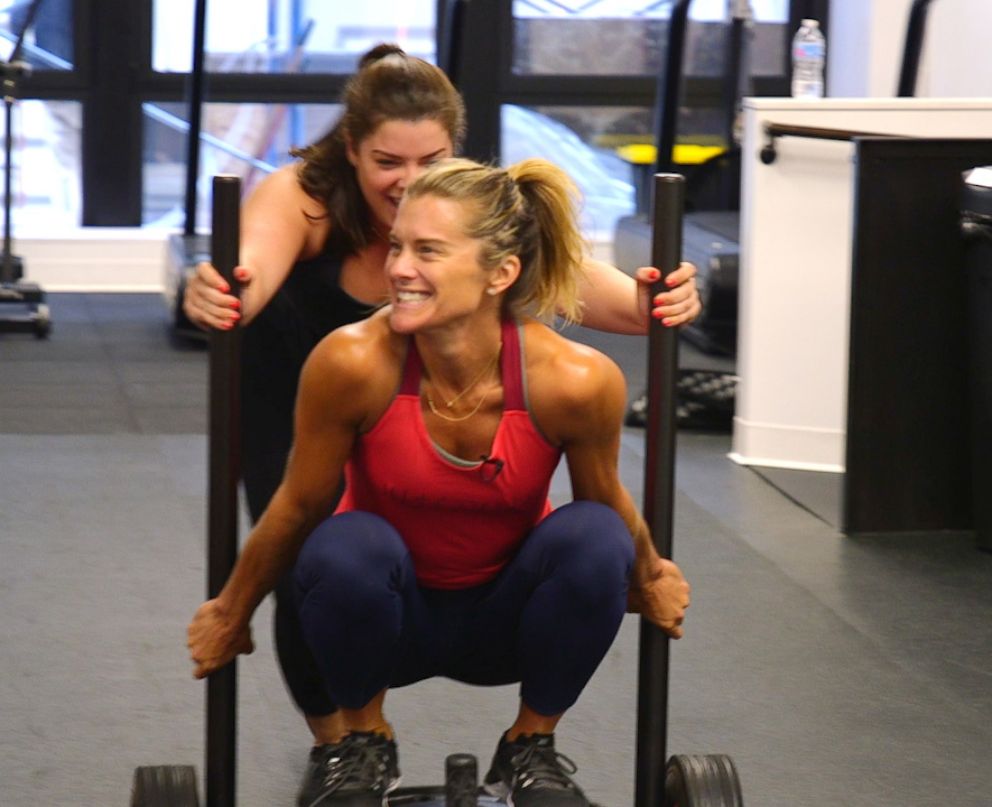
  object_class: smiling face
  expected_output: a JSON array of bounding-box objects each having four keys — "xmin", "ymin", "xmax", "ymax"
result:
[
  {"xmin": 346, "ymin": 118, "xmax": 454, "ymax": 234},
  {"xmin": 386, "ymin": 194, "xmax": 517, "ymax": 335}
]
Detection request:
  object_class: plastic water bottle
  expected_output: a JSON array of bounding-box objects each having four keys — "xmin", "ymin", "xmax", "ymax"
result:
[{"xmin": 791, "ymin": 19, "xmax": 825, "ymax": 99}]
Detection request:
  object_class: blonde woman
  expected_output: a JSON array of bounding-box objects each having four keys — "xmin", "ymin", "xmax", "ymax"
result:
[{"xmin": 188, "ymin": 157, "xmax": 690, "ymax": 807}]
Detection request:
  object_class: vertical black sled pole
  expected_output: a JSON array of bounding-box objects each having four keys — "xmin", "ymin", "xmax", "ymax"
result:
[
  {"xmin": 634, "ymin": 174, "xmax": 685, "ymax": 807},
  {"xmin": 206, "ymin": 175, "xmax": 242, "ymax": 807}
]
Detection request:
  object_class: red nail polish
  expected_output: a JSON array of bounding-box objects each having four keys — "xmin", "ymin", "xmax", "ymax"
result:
[
  {"xmin": 651, "ymin": 309, "xmax": 664, "ymax": 319},
  {"xmin": 662, "ymin": 317, "xmax": 674, "ymax": 327},
  {"xmin": 231, "ymin": 299, "xmax": 241, "ymax": 310},
  {"xmin": 665, "ymin": 276, "xmax": 677, "ymax": 287}
]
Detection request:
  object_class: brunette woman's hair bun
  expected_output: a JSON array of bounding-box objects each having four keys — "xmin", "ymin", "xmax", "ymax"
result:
[{"xmin": 358, "ymin": 43, "xmax": 406, "ymax": 70}]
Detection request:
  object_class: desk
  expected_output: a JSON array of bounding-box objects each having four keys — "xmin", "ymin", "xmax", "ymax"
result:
[{"xmin": 732, "ymin": 97, "xmax": 992, "ymax": 472}]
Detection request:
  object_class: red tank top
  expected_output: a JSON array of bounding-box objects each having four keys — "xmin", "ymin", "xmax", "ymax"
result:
[{"xmin": 336, "ymin": 319, "xmax": 561, "ymax": 588}]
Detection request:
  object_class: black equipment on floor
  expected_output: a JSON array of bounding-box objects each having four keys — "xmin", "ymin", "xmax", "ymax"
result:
[
  {"xmin": 638, "ymin": 173, "xmax": 743, "ymax": 807},
  {"xmin": 0, "ymin": 0, "xmax": 51, "ymax": 339},
  {"xmin": 626, "ymin": 367, "xmax": 738, "ymax": 432}
]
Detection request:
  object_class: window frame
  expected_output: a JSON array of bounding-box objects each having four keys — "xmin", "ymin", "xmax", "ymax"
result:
[{"xmin": 11, "ymin": 0, "xmax": 828, "ymax": 226}]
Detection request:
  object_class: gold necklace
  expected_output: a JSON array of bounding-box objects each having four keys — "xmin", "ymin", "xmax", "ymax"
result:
[
  {"xmin": 426, "ymin": 385, "xmax": 493, "ymax": 422},
  {"xmin": 440, "ymin": 348, "xmax": 501, "ymax": 408},
  {"xmin": 425, "ymin": 342, "xmax": 502, "ymax": 422}
]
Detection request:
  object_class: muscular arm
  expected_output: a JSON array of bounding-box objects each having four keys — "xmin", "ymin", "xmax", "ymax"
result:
[
  {"xmin": 183, "ymin": 164, "xmax": 331, "ymax": 329},
  {"xmin": 187, "ymin": 321, "xmax": 390, "ymax": 676},
  {"xmin": 531, "ymin": 331, "xmax": 690, "ymax": 636}
]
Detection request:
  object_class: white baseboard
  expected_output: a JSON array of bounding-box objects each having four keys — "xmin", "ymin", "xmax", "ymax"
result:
[
  {"xmin": 730, "ymin": 415, "xmax": 846, "ymax": 473},
  {"xmin": 13, "ymin": 228, "xmax": 173, "ymax": 292}
]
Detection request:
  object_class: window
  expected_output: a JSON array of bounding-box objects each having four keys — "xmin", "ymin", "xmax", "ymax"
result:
[
  {"xmin": 142, "ymin": 102, "xmax": 340, "ymax": 227},
  {"xmin": 2, "ymin": 99, "xmax": 81, "ymax": 229},
  {"xmin": 152, "ymin": 0, "xmax": 437, "ymax": 74},
  {"xmin": 2, "ymin": 0, "xmax": 823, "ymax": 230},
  {"xmin": 0, "ymin": 0, "xmax": 74, "ymax": 70}
]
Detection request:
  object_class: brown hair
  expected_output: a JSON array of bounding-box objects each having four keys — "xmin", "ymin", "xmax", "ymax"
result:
[
  {"xmin": 290, "ymin": 44, "xmax": 466, "ymax": 256},
  {"xmin": 404, "ymin": 158, "xmax": 587, "ymax": 323}
]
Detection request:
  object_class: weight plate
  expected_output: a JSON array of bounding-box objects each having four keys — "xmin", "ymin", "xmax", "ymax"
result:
[
  {"xmin": 664, "ymin": 754, "xmax": 743, "ymax": 807},
  {"xmin": 131, "ymin": 765, "xmax": 200, "ymax": 807}
]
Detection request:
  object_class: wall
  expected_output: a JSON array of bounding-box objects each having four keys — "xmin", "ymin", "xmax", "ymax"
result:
[
  {"xmin": 828, "ymin": 0, "xmax": 992, "ymax": 99},
  {"xmin": 924, "ymin": 0, "xmax": 992, "ymax": 97}
]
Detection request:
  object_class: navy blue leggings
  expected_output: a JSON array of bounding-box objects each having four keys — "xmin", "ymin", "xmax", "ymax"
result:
[{"xmin": 293, "ymin": 501, "xmax": 634, "ymax": 716}]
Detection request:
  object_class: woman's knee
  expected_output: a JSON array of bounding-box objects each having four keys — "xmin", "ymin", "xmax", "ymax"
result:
[
  {"xmin": 294, "ymin": 511, "xmax": 408, "ymax": 592},
  {"xmin": 535, "ymin": 501, "xmax": 634, "ymax": 582}
]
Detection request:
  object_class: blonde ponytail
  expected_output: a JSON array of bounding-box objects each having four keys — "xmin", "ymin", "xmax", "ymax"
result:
[{"xmin": 505, "ymin": 159, "xmax": 586, "ymax": 323}]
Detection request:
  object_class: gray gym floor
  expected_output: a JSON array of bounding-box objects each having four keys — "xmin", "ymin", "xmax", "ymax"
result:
[{"xmin": 2, "ymin": 293, "xmax": 991, "ymax": 806}]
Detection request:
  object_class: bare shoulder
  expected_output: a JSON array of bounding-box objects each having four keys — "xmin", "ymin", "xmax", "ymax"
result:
[
  {"xmin": 307, "ymin": 309, "xmax": 397, "ymax": 383},
  {"xmin": 522, "ymin": 320, "xmax": 627, "ymax": 442},
  {"xmin": 301, "ymin": 310, "xmax": 402, "ymax": 429},
  {"xmin": 250, "ymin": 164, "xmax": 323, "ymax": 213},
  {"xmin": 243, "ymin": 164, "xmax": 331, "ymax": 257}
]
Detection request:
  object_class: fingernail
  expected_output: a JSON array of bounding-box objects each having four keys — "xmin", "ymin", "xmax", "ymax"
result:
[
  {"xmin": 229, "ymin": 311, "xmax": 241, "ymax": 322},
  {"xmin": 234, "ymin": 268, "xmax": 248, "ymax": 281},
  {"xmin": 231, "ymin": 299, "xmax": 241, "ymax": 310},
  {"xmin": 665, "ymin": 276, "xmax": 677, "ymax": 286},
  {"xmin": 649, "ymin": 269, "xmax": 661, "ymax": 281},
  {"xmin": 653, "ymin": 295, "xmax": 664, "ymax": 306},
  {"xmin": 221, "ymin": 320, "xmax": 233, "ymax": 330},
  {"xmin": 651, "ymin": 309, "xmax": 664, "ymax": 319},
  {"xmin": 662, "ymin": 317, "xmax": 674, "ymax": 327},
  {"xmin": 220, "ymin": 281, "xmax": 230, "ymax": 293}
]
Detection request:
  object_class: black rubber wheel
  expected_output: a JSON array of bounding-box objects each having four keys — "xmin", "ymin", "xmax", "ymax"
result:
[
  {"xmin": 130, "ymin": 765, "xmax": 200, "ymax": 807},
  {"xmin": 664, "ymin": 754, "xmax": 743, "ymax": 807}
]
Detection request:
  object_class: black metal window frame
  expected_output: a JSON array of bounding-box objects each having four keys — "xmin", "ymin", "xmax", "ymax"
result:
[
  {"xmin": 19, "ymin": 0, "xmax": 354, "ymax": 226},
  {"xmin": 14, "ymin": 0, "xmax": 828, "ymax": 226},
  {"xmin": 457, "ymin": 0, "xmax": 830, "ymax": 162}
]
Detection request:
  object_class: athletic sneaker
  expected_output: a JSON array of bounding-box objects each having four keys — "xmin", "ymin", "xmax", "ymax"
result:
[
  {"xmin": 483, "ymin": 732, "xmax": 590, "ymax": 807},
  {"xmin": 297, "ymin": 732, "xmax": 401, "ymax": 807}
]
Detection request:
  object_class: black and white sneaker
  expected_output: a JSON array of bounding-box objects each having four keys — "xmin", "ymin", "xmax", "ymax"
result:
[
  {"xmin": 483, "ymin": 733, "xmax": 590, "ymax": 807},
  {"xmin": 297, "ymin": 732, "xmax": 401, "ymax": 807}
]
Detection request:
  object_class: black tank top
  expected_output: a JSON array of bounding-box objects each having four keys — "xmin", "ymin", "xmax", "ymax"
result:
[{"xmin": 240, "ymin": 245, "xmax": 379, "ymax": 521}]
